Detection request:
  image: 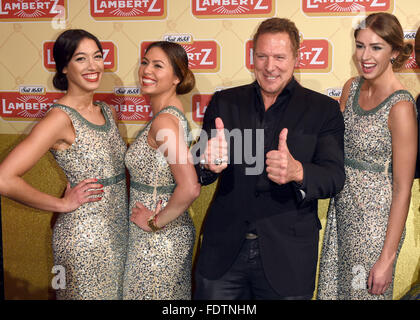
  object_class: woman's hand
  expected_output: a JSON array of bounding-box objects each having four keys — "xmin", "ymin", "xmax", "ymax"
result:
[
  {"xmin": 61, "ymin": 178, "xmax": 104, "ymax": 212},
  {"xmin": 367, "ymin": 257, "xmax": 394, "ymax": 295},
  {"xmin": 130, "ymin": 200, "xmax": 162, "ymax": 231}
]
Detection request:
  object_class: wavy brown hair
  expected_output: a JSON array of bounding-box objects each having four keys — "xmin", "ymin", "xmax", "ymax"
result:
[{"xmin": 354, "ymin": 13, "xmax": 413, "ymax": 70}]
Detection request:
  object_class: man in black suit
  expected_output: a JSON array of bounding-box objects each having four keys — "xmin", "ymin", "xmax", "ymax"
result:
[{"xmin": 193, "ymin": 17, "xmax": 345, "ymax": 300}]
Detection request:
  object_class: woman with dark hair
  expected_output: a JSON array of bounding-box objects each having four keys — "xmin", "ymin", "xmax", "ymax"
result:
[
  {"xmin": 317, "ymin": 13, "xmax": 417, "ymax": 300},
  {"xmin": 122, "ymin": 41, "xmax": 200, "ymax": 300},
  {"xmin": 0, "ymin": 29, "xmax": 128, "ymax": 299}
]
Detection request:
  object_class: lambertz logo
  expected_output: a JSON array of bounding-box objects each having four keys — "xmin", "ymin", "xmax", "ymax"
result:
[
  {"xmin": 399, "ymin": 31, "xmax": 419, "ymax": 73},
  {"xmin": 302, "ymin": 0, "xmax": 393, "ymax": 16},
  {"xmin": 295, "ymin": 38, "xmax": 332, "ymax": 73},
  {"xmin": 192, "ymin": 94, "xmax": 212, "ymax": 123},
  {"xmin": 90, "ymin": 0, "xmax": 166, "ymax": 20},
  {"xmin": 94, "ymin": 91, "xmax": 152, "ymax": 123},
  {"xmin": 141, "ymin": 36, "xmax": 220, "ymax": 73},
  {"xmin": 245, "ymin": 36, "xmax": 333, "ymax": 73},
  {"xmin": 0, "ymin": 0, "xmax": 66, "ymax": 21},
  {"xmin": 0, "ymin": 88, "xmax": 152, "ymax": 123},
  {"xmin": 192, "ymin": 0, "xmax": 274, "ymax": 18},
  {"xmin": 0, "ymin": 88, "xmax": 63, "ymax": 120},
  {"xmin": 43, "ymin": 41, "xmax": 118, "ymax": 72}
]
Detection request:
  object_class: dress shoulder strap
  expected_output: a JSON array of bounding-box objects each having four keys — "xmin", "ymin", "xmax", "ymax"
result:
[
  {"xmin": 153, "ymin": 106, "xmax": 192, "ymax": 147},
  {"xmin": 48, "ymin": 102, "xmax": 111, "ymax": 131}
]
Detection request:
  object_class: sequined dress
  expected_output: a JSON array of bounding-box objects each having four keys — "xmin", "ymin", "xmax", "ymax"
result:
[
  {"xmin": 317, "ymin": 77, "xmax": 415, "ymax": 300},
  {"xmin": 49, "ymin": 102, "xmax": 128, "ymax": 300},
  {"xmin": 123, "ymin": 106, "xmax": 195, "ymax": 300}
]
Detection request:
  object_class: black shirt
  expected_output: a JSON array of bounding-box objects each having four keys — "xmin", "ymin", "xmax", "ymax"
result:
[{"xmin": 250, "ymin": 78, "xmax": 298, "ymax": 232}]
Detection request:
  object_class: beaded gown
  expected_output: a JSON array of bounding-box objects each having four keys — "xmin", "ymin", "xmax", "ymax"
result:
[
  {"xmin": 317, "ymin": 77, "xmax": 415, "ymax": 300},
  {"xmin": 49, "ymin": 102, "xmax": 128, "ymax": 300},
  {"xmin": 123, "ymin": 106, "xmax": 195, "ymax": 300}
]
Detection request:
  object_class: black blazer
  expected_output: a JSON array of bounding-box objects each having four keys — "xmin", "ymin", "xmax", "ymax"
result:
[{"xmin": 195, "ymin": 81, "xmax": 345, "ymax": 297}]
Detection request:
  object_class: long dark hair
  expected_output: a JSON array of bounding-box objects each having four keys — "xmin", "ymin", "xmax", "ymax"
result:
[{"xmin": 53, "ymin": 29, "xmax": 103, "ymax": 91}]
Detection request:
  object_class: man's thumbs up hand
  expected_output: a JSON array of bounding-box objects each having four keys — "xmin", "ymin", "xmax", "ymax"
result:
[
  {"xmin": 278, "ymin": 127, "xmax": 288, "ymax": 153},
  {"xmin": 201, "ymin": 117, "xmax": 228, "ymax": 173},
  {"xmin": 266, "ymin": 128, "xmax": 303, "ymax": 185}
]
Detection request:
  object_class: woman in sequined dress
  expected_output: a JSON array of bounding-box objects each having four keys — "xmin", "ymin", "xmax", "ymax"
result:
[
  {"xmin": 123, "ymin": 41, "xmax": 200, "ymax": 300},
  {"xmin": 317, "ymin": 13, "xmax": 417, "ymax": 300},
  {"xmin": 0, "ymin": 29, "xmax": 128, "ymax": 299}
]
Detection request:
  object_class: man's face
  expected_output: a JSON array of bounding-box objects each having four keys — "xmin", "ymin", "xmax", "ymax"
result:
[{"xmin": 253, "ymin": 32, "xmax": 296, "ymax": 101}]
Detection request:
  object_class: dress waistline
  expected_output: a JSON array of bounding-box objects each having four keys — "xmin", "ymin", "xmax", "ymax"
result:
[
  {"xmin": 130, "ymin": 180, "xmax": 176, "ymax": 194},
  {"xmin": 70, "ymin": 172, "xmax": 126, "ymax": 188},
  {"xmin": 344, "ymin": 158, "xmax": 392, "ymax": 174}
]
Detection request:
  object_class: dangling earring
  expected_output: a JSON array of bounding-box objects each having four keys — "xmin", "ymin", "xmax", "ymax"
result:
[{"xmin": 390, "ymin": 57, "xmax": 396, "ymax": 65}]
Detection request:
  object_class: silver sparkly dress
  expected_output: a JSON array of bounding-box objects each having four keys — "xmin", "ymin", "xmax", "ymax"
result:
[
  {"xmin": 123, "ymin": 106, "xmax": 195, "ymax": 300},
  {"xmin": 49, "ymin": 102, "xmax": 128, "ymax": 300},
  {"xmin": 317, "ymin": 77, "xmax": 415, "ymax": 300}
]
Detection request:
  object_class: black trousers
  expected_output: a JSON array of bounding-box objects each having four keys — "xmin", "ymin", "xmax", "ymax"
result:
[{"xmin": 194, "ymin": 237, "xmax": 313, "ymax": 300}]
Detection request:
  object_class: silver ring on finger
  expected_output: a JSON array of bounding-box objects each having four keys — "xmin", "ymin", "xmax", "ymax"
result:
[{"xmin": 214, "ymin": 157, "xmax": 225, "ymax": 165}]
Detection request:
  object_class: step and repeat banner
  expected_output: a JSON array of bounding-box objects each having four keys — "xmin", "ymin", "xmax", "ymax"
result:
[{"xmin": 0, "ymin": 0, "xmax": 419, "ymax": 299}]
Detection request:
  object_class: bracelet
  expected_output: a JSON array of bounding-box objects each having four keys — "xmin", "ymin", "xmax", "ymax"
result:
[{"xmin": 147, "ymin": 214, "xmax": 163, "ymax": 232}]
